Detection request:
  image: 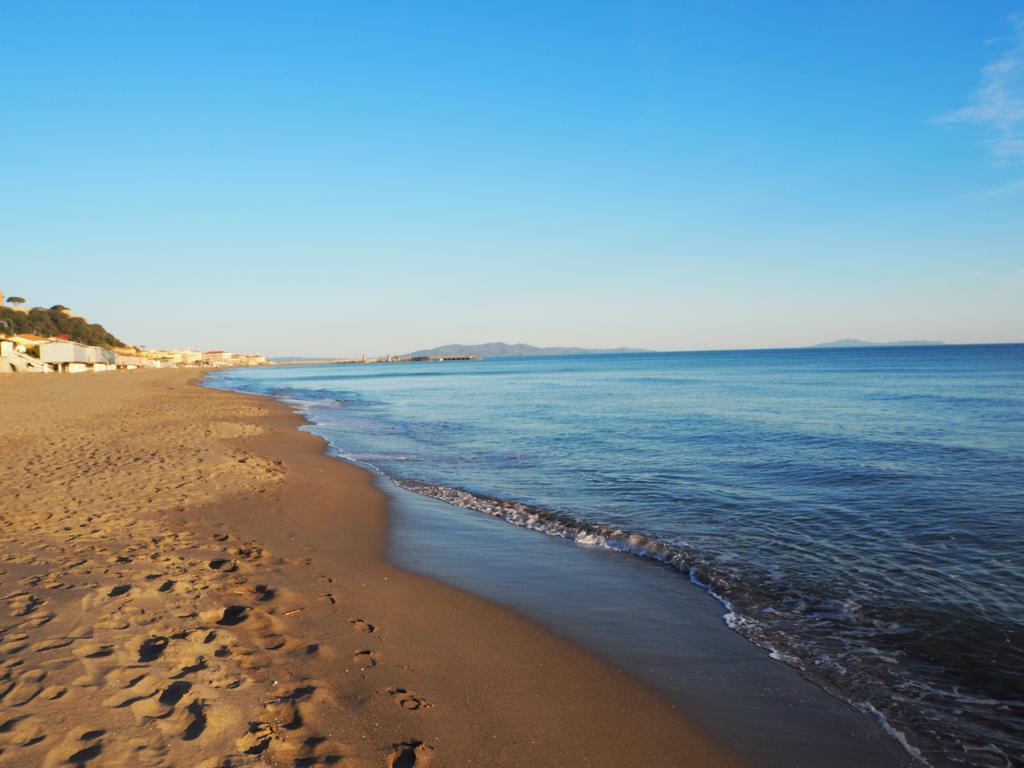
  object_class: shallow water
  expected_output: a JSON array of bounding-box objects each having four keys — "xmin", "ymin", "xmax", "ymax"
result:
[
  {"xmin": 211, "ymin": 344, "xmax": 1024, "ymax": 767},
  {"xmin": 386, "ymin": 483, "xmax": 908, "ymax": 768}
]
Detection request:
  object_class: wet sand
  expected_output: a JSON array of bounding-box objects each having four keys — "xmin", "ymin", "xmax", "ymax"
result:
[{"xmin": 0, "ymin": 368, "xmax": 745, "ymax": 767}]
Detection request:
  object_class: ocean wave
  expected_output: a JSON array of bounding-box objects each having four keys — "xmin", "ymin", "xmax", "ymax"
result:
[
  {"xmin": 387, "ymin": 479, "xmax": 1024, "ymax": 768},
  {"xmin": 396, "ymin": 480, "xmax": 700, "ymax": 570}
]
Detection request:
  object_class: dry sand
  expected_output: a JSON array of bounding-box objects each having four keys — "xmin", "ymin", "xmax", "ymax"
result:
[{"xmin": 0, "ymin": 368, "xmax": 746, "ymax": 767}]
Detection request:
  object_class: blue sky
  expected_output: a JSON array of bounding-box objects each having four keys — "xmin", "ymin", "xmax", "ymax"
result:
[{"xmin": 1, "ymin": 2, "xmax": 1022, "ymax": 355}]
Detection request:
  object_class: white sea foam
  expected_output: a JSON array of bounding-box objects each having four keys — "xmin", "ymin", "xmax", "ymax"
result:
[
  {"xmin": 861, "ymin": 703, "xmax": 928, "ymax": 766},
  {"xmin": 388, "ymin": 477, "xmax": 943, "ymax": 767}
]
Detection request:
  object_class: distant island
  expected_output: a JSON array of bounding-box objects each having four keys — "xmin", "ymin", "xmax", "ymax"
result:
[
  {"xmin": 811, "ymin": 338, "xmax": 945, "ymax": 348},
  {"xmin": 404, "ymin": 342, "xmax": 650, "ymax": 358}
]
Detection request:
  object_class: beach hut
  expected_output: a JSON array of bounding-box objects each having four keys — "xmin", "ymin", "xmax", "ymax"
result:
[{"xmin": 39, "ymin": 340, "xmax": 116, "ymax": 373}]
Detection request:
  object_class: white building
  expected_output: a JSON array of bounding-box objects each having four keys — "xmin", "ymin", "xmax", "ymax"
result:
[
  {"xmin": 40, "ymin": 341, "xmax": 116, "ymax": 373},
  {"xmin": 0, "ymin": 340, "xmax": 51, "ymax": 373}
]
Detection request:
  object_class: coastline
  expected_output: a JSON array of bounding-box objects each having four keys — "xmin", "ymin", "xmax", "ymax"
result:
[
  {"xmin": 0, "ymin": 368, "xmax": 743, "ymax": 767},
  {"xmin": 214, "ymin": 363, "xmax": 911, "ymax": 768}
]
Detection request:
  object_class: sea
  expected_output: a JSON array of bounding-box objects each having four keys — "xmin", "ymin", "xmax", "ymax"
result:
[{"xmin": 209, "ymin": 344, "xmax": 1024, "ymax": 768}]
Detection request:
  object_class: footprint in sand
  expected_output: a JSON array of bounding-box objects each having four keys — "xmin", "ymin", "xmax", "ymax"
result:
[
  {"xmin": 130, "ymin": 680, "xmax": 192, "ymax": 721},
  {"xmin": 236, "ymin": 721, "xmax": 274, "ymax": 755},
  {"xmin": 216, "ymin": 605, "xmax": 250, "ymax": 626},
  {"xmin": 158, "ymin": 680, "xmax": 192, "ymax": 707},
  {"xmin": 253, "ymin": 584, "xmax": 276, "ymax": 601},
  {"xmin": 353, "ymin": 650, "xmax": 377, "ymax": 668},
  {"xmin": 0, "ymin": 670, "xmax": 46, "ymax": 707},
  {"xmin": 102, "ymin": 674, "xmax": 160, "ymax": 709},
  {"xmin": 182, "ymin": 700, "xmax": 207, "ymax": 741},
  {"xmin": 262, "ymin": 686, "xmax": 313, "ymax": 732},
  {"xmin": 138, "ymin": 636, "xmax": 169, "ymax": 662},
  {"xmin": 349, "ymin": 618, "xmax": 374, "ymax": 633},
  {"xmin": 231, "ymin": 544, "xmax": 265, "ymax": 562},
  {"xmin": 0, "ymin": 713, "xmax": 46, "ymax": 749},
  {"xmin": 385, "ymin": 687, "xmax": 430, "ymax": 711},
  {"xmin": 6, "ymin": 592, "xmax": 45, "ymax": 617},
  {"xmin": 387, "ymin": 740, "xmax": 434, "ymax": 767},
  {"xmin": 231, "ymin": 685, "xmax": 344, "ymax": 765},
  {"xmin": 42, "ymin": 727, "xmax": 105, "ymax": 767}
]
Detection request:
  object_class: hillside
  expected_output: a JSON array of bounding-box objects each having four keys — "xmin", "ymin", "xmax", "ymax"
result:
[
  {"xmin": 0, "ymin": 305, "xmax": 125, "ymax": 347},
  {"xmin": 405, "ymin": 342, "xmax": 650, "ymax": 358},
  {"xmin": 811, "ymin": 338, "xmax": 945, "ymax": 348}
]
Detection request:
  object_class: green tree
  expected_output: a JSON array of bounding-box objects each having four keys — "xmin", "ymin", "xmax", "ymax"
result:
[
  {"xmin": 50, "ymin": 304, "xmax": 69, "ymax": 311},
  {"xmin": 0, "ymin": 305, "xmax": 124, "ymax": 347},
  {"xmin": 6, "ymin": 296, "xmax": 26, "ymax": 306}
]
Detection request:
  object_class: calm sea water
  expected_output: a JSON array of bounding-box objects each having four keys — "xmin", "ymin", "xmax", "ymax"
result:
[{"xmin": 211, "ymin": 345, "xmax": 1024, "ymax": 767}]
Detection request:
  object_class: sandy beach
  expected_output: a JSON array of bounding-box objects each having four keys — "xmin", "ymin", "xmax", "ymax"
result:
[{"xmin": 0, "ymin": 369, "xmax": 744, "ymax": 767}]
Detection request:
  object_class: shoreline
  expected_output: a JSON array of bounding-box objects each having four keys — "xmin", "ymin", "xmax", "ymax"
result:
[
  {"xmin": 0, "ymin": 368, "xmax": 743, "ymax": 766},
  {"xmin": 219, "ymin": 369, "xmax": 910, "ymax": 768}
]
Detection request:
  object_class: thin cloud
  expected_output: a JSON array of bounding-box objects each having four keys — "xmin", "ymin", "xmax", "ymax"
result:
[
  {"xmin": 938, "ymin": 14, "xmax": 1024, "ymax": 163},
  {"xmin": 976, "ymin": 175, "xmax": 1024, "ymax": 197}
]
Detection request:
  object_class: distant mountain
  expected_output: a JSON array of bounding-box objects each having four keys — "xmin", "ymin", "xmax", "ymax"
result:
[
  {"xmin": 811, "ymin": 338, "xmax": 945, "ymax": 348},
  {"xmin": 404, "ymin": 342, "xmax": 650, "ymax": 358}
]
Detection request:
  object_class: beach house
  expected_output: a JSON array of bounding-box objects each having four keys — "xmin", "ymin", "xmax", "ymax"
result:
[{"xmin": 39, "ymin": 340, "xmax": 117, "ymax": 373}]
